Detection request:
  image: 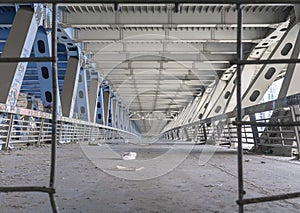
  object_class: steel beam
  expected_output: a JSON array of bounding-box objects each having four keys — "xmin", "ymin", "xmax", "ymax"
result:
[
  {"xmin": 62, "ymin": 5, "xmax": 288, "ymax": 27},
  {"xmin": 88, "ymin": 71, "xmax": 101, "ymax": 123},
  {"xmin": 103, "ymin": 85, "xmax": 111, "ymax": 126},
  {"xmin": 278, "ymin": 25, "xmax": 300, "ymax": 98},
  {"xmin": 241, "ymin": 23, "xmax": 300, "ymax": 109},
  {"xmin": 61, "ymin": 56, "xmax": 81, "ymax": 118},
  {"xmin": 118, "ymin": 102, "xmax": 123, "ymax": 129},
  {"xmin": 110, "ymin": 96, "xmax": 118, "ymax": 128},
  {"xmin": 209, "ymin": 20, "xmax": 289, "ymax": 115},
  {"xmin": 74, "ymin": 27, "xmax": 267, "ymax": 43},
  {"xmin": 122, "ymin": 107, "xmax": 127, "ymax": 130},
  {"xmin": 202, "ymin": 79, "xmax": 227, "ymax": 118},
  {"xmin": 1, "ymin": 1, "xmax": 299, "ymax": 4},
  {"xmin": 75, "ymin": 69, "xmax": 90, "ymax": 121},
  {"xmin": 0, "ymin": 7, "xmax": 37, "ymax": 106},
  {"xmin": 33, "ymin": 26, "xmax": 61, "ymax": 113},
  {"xmin": 96, "ymin": 86, "xmax": 105, "ymax": 125}
]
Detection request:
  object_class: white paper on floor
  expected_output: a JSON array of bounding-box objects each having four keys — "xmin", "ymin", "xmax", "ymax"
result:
[
  {"xmin": 122, "ymin": 152, "xmax": 137, "ymax": 160},
  {"xmin": 116, "ymin": 165, "xmax": 144, "ymax": 171}
]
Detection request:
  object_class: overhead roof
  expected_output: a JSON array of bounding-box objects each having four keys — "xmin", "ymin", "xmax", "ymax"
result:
[{"xmin": 59, "ymin": 3, "xmax": 293, "ymax": 134}]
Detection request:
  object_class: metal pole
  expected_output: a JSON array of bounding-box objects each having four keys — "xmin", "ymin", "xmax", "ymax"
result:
[
  {"xmin": 4, "ymin": 114, "xmax": 14, "ymax": 150},
  {"xmin": 290, "ymin": 106, "xmax": 300, "ymax": 159},
  {"xmin": 50, "ymin": 3, "xmax": 58, "ymax": 213},
  {"xmin": 231, "ymin": 58, "xmax": 300, "ymax": 65},
  {"xmin": 236, "ymin": 3, "xmax": 244, "ymax": 213}
]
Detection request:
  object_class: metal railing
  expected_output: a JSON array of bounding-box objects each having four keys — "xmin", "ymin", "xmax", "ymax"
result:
[
  {"xmin": 0, "ymin": 103, "xmax": 137, "ymax": 150},
  {"xmin": 161, "ymin": 96, "xmax": 300, "ymax": 213}
]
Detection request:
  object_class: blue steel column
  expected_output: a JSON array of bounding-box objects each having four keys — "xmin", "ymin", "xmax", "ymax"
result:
[
  {"xmin": 117, "ymin": 102, "xmax": 123, "ymax": 129},
  {"xmin": 75, "ymin": 68, "xmax": 90, "ymax": 121},
  {"xmin": 96, "ymin": 86, "xmax": 104, "ymax": 124},
  {"xmin": 0, "ymin": 7, "xmax": 37, "ymax": 106},
  {"xmin": 122, "ymin": 107, "xmax": 127, "ymax": 130},
  {"xmin": 33, "ymin": 26, "xmax": 61, "ymax": 113},
  {"xmin": 111, "ymin": 96, "xmax": 118, "ymax": 128},
  {"xmin": 60, "ymin": 56, "xmax": 80, "ymax": 118},
  {"xmin": 103, "ymin": 84, "xmax": 111, "ymax": 126},
  {"xmin": 88, "ymin": 71, "xmax": 101, "ymax": 123}
]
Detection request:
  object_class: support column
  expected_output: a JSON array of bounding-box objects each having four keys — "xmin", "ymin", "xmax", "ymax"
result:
[
  {"xmin": 96, "ymin": 86, "xmax": 104, "ymax": 124},
  {"xmin": 241, "ymin": 23, "xmax": 300, "ymax": 109},
  {"xmin": 0, "ymin": 7, "xmax": 37, "ymax": 106},
  {"xmin": 278, "ymin": 24, "xmax": 300, "ymax": 98},
  {"xmin": 191, "ymin": 91, "xmax": 208, "ymax": 122},
  {"xmin": 103, "ymin": 85, "xmax": 111, "ymax": 126},
  {"xmin": 88, "ymin": 72, "xmax": 101, "ymax": 123},
  {"xmin": 118, "ymin": 102, "xmax": 123, "ymax": 129},
  {"xmin": 122, "ymin": 107, "xmax": 127, "ymax": 130},
  {"xmin": 111, "ymin": 97, "xmax": 118, "ymax": 128},
  {"xmin": 61, "ymin": 56, "xmax": 81, "ymax": 118},
  {"xmin": 34, "ymin": 26, "xmax": 61, "ymax": 113},
  {"xmin": 75, "ymin": 69, "xmax": 90, "ymax": 121}
]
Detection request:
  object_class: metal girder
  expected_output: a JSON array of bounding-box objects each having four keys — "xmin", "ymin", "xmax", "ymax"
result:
[
  {"xmin": 61, "ymin": 56, "xmax": 81, "ymax": 118},
  {"xmin": 98, "ymin": 61, "xmax": 228, "ymax": 72},
  {"xmin": 96, "ymin": 85, "xmax": 104, "ymax": 124},
  {"xmin": 88, "ymin": 71, "xmax": 101, "ymax": 122},
  {"xmin": 61, "ymin": 5, "xmax": 289, "ymax": 28},
  {"xmin": 278, "ymin": 25, "xmax": 300, "ymax": 97},
  {"xmin": 118, "ymin": 102, "xmax": 123, "ymax": 129},
  {"xmin": 0, "ymin": 7, "xmax": 37, "ymax": 106},
  {"xmin": 33, "ymin": 26, "xmax": 62, "ymax": 113},
  {"xmin": 122, "ymin": 107, "xmax": 128, "ymax": 130},
  {"xmin": 83, "ymin": 42, "xmax": 252, "ymax": 54},
  {"xmin": 110, "ymin": 97, "xmax": 118, "ymax": 128},
  {"xmin": 75, "ymin": 68, "xmax": 90, "ymax": 121},
  {"xmin": 1, "ymin": 0, "xmax": 299, "ymax": 4},
  {"xmin": 92, "ymin": 53, "xmax": 236, "ymax": 62},
  {"xmin": 241, "ymin": 22, "xmax": 300, "ymax": 109},
  {"xmin": 102, "ymin": 85, "xmax": 111, "ymax": 126},
  {"xmin": 207, "ymin": 20, "xmax": 289, "ymax": 116},
  {"xmin": 202, "ymin": 79, "xmax": 228, "ymax": 119},
  {"xmin": 73, "ymin": 27, "xmax": 268, "ymax": 42}
]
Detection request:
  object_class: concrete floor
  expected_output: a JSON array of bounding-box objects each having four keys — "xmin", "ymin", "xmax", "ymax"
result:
[{"xmin": 1, "ymin": 140, "xmax": 300, "ymax": 213}]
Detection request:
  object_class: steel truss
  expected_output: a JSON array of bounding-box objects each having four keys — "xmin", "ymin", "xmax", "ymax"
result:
[
  {"xmin": 0, "ymin": 2, "xmax": 138, "ymax": 212},
  {"xmin": 1, "ymin": 1, "xmax": 300, "ymax": 213}
]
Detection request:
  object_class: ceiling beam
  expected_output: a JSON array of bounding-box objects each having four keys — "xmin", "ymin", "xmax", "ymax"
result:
[
  {"xmin": 61, "ymin": 5, "xmax": 289, "ymax": 27},
  {"xmin": 83, "ymin": 42, "xmax": 253, "ymax": 54},
  {"xmin": 1, "ymin": 1, "xmax": 298, "ymax": 4},
  {"xmin": 73, "ymin": 27, "xmax": 269, "ymax": 42}
]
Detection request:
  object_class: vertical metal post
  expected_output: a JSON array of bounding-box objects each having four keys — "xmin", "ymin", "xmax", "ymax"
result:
[
  {"xmin": 50, "ymin": 3, "xmax": 58, "ymax": 213},
  {"xmin": 203, "ymin": 124, "xmax": 207, "ymax": 142},
  {"xmin": 236, "ymin": 3, "xmax": 244, "ymax": 213},
  {"xmin": 37, "ymin": 118, "xmax": 45, "ymax": 146},
  {"xmin": 4, "ymin": 114, "xmax": 14, "ymax": 150},
  {"xmin": 249, "ymin": 114, "xmax": 260, "ymax": 150},
  {"xmin": 290, "ymin": 106, "xmax": 300, "ymax": 159}
]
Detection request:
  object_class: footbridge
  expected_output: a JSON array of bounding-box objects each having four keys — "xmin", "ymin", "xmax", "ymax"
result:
[{"xmin": 1, "ymin": 1, "xmax": 300, "ymax": 213}]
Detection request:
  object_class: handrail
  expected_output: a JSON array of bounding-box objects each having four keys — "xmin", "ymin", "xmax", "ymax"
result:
[
  {"xmin": 0, "ymin": 103, "xmax": 138, "ymax": 138},
  {"xmin": 161, "ymin": 92, "xmax": 300, "ymax": 135}
]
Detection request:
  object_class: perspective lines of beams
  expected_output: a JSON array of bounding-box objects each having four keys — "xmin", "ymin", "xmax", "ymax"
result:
[{"xmin": 60, "ymin": 3, "xmax": 292, "ymax": 134}]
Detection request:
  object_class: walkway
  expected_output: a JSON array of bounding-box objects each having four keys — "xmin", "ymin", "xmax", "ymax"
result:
[{"xmin": 1, "ymin": 141, "xmax": 300, "ymax": 212}]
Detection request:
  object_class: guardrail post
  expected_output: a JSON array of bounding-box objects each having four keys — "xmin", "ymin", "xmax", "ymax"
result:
[
  {"xmin": 249, "ymin": 114, "xmax": 260, "ymax": 150},
  {"xmin": 202, "ymin": 124, "xmax": 207, "ymax": 143},
  {"xmin": 4, "ymin": 114, "xmax": 14, "ymax": 150},
  {"xmin": 37, "ymin": 118, "xmax": 45, "ymax": 146},
  {"xmin": 290, "ymin": 106, "xmax": 300, "ymax": 159},
  {"xmin": 71, "ymin": 123, "xmax": 77, "ymax": 143}
]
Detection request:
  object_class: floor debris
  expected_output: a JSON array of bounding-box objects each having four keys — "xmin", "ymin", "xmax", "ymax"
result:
[
  {"xmin": 116, "ymin": 165, "xmax": 144, "ymax": 171},
  {"xmin": 122, "ymin": 152, "xmax": 137, "ymax": 160}
]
